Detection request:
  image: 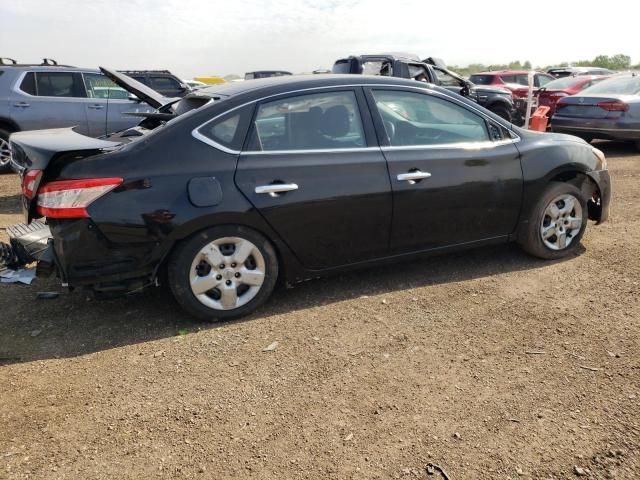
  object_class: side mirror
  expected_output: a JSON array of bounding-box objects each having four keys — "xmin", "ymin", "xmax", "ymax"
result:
[{"xmin": 128, "ymin": 94, "xmax": 141, "ymax": 103}]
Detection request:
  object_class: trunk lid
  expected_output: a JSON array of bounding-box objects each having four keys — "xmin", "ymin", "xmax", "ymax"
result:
[
  {"xmin": 10, "ymin": 128, "xmax": 121, "ymax": 221},
  {"xmin": 554, "ymin": 94, "xmax": 629, "ymax": 119},
  {"xmin": 99, "ymin": 66, "xmax": 170, "ymax": 109}
]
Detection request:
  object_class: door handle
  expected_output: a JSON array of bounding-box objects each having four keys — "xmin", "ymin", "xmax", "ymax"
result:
[
  {"xmin": 88, "ymin": 104, "xmax": 105, "ymax": 110},
  {"xmin": 397, "ymin": 171, "xmax": 432, "ymax": 182},
  {"xmin": 255, "ymin": 183, "xmax": 299, "ymax": 196},
  {"xmin": 14, "ymin": 102, "xmax": 30, "ymax": 108}
]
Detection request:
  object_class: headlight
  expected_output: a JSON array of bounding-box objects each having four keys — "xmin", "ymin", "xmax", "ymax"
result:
[{"xmin": 592, "ymin": 147, "xmax": 607, "ymax": 170}]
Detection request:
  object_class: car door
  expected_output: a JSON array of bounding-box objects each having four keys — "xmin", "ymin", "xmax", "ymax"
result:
[
  {"xmin": 10, "ymin": 71, "xmax": 89, "ymax": 134},
  {"xmin": 82, "ymin": 72, "xmax": 153, "ymax": 136},
  {"xmin": 365, "ymin": 87, "xmax": 523, "ymax": 253},
  {"xmin": 233, "ymin": 88, "xmax": 393, "ymax": 270}
]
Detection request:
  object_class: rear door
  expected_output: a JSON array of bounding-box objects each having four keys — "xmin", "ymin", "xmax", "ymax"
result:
[
  {"xmin": 234, "ymin": 88, "xmax": 393, "ymax": 269},
  {"xmin": 10, "ymin": 71, "xmax": 89, "ymax": 134},
  {"xmin": 365, "ymin": 86, "xmax": 523, "ymax": 253}
]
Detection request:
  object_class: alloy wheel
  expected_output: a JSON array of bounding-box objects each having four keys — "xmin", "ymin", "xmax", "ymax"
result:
[
  {"xmin": 0, "ymin": 138, "xmax": 11, "ymax": 167},
  {"xmin": 189, "ymin": 236, "xmax": 266, "ymax": 310},
  {"xmin": 540, "ymin": 193, "xmax": 583, "ymax": 250}
]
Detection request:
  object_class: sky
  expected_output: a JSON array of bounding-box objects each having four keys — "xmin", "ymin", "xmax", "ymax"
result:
[{"xmin": 1, "ymin": 0, "xmax": 637, "ymax": 79}]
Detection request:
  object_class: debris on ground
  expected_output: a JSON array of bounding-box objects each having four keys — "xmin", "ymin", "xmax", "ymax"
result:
[{"xmin": 0, "ymin": 267, "xmax": 35, "ymax": 285}]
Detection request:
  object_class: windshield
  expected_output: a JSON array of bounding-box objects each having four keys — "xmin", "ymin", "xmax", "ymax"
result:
[
  {"xmin": 469, "ymin": 74, "xmax": 494, "ymax": 85},
  {"xmin": 582, "ymin": 76, "xmax": 640, "ymax": 95}
]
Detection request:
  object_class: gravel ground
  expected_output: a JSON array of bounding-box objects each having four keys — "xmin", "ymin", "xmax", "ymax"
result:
[{"xmin": 0, "ymin": 141, "xmax": 638, "ymax": 479}]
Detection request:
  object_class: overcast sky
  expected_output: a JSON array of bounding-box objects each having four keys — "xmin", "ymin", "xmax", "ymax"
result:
[{"xmin": 1, "ymin": 0, "xmax": 637, "ymax": 79}]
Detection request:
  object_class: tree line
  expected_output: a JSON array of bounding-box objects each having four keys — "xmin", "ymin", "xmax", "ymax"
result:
[{"xmin": 448, "ymin": 54, "xmax": 638, "ymax": 77}]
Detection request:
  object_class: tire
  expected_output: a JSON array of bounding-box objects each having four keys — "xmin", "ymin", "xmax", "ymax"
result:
[
  {"xmin": 488, "ymin": 104, "xmax": 512, "ymax": 123},
  {"xmin": 168, "ymin": 225, "xmax": 279, "ymax": 321},
  {"xmin": 0, "ymin": 128, "xmax": 14, "ymax": 174},
  {"xmin": 518, "ymin": 182, "xmax": 588, "ymax": 260}
]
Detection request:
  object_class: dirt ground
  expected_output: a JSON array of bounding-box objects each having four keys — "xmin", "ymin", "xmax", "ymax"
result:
[{"xmin": 0, "ymin": 141, "xmax": 638, "ymax": 480}]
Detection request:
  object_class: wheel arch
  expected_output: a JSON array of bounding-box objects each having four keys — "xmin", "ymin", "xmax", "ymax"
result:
[
  {"xmin": 153, "ymin": 214, "xmax": 301, "ymax": 287},
  {"xmin": 0, "ymin": 117, "xmax": 20, "ymax": 133}
]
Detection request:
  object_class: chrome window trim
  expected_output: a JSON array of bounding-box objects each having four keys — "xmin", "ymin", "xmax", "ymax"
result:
[{"xmin": 191, "ymin": 83, "xmax": 520, "ymax": 155}]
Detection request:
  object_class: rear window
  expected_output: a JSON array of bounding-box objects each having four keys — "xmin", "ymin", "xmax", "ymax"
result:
[
  {"xmin": 469, "ymin": 75, "xmax": 494, "ymax": 85},
  {"xmin": 582, "ymin": 76, "xmax": 640, "ymax": 95},
  {"xmin": 543, "ymin": 77, "xmax": 578, "ymax": 90}
]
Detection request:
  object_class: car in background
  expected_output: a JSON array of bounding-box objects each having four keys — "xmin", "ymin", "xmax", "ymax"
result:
[
  {"xmin": 0, "ymin": 58, "xmax": 155, "ymax": 172},
  {"xmin": 547, "ymin": 67, "xmax": 615, "ymax": 78},
  {"xmin": 551, "ymin": 73, "xmax": 640, "ymax": 148},
  {"xmin": 184, "ymin": 79, "xmax": 208, "ymax": 90},
  {"xmin": 469, "ymin": 70, "xmax": 556, "ymax": 118},
  {"xmin": 333, "ymin": 54, "xmax": 517, "ymax": 122},
  {"xmin": 537, "ymin": 75, "xmax": 609, "ymax": 116},
  {"xmin": 245, "ymin": 71, "xmax": 292, "ymax": 80},
  {"xmin": 118, "ymin": 70, "xmax": 191, "ymax": 97},
  {"xmin": 7, "ymin": 75, "xmax": 610, "ymax": 321}
]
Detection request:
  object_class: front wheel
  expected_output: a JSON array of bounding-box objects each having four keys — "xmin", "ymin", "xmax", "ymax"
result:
[
  {"xmin": 518, "ymin": 182, "xmax": 588, "ymax": 260},
  {"xmin": 488, "ymin": 104, "xmax": 512, "ymax": 123},
  {"xmin": 168, "ymin": 225, "xmax": 278, "ymax": 321},
  {"xmin": 0, "ymin": 128, "xmax": 14, "ymax": 174}
]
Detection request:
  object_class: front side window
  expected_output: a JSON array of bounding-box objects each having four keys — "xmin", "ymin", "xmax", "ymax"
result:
[
  {"xmin": 248, "ymin": 91, "xmax": 366, "ymax": 151},
  {"xmin": 372, "ymin": 90, "xmax": 489, "ymax": 146},
  {"xmin": 536, "ymin": 75, "xmax": 553, "ymax": 87},
  {"xmin": 433, "ymin": 68, "xmax": 463, "ymax": 87},
  {"xmin": 83, "ymin": 73, "xmax": 129, "ymax": 99},
  {"xmin": 35, "ymin": 72, "xmax": 85, "ymax": 97}
]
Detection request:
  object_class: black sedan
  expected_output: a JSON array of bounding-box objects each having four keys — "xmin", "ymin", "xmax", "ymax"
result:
[{"xmin": 8, "ymin": 75, "xmax": 611, "ymax": 320}]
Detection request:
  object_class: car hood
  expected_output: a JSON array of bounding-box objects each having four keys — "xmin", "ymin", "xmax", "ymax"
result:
[{"xmin": 99, "ymin": 67, "xmax": 169, "ymax": 109}]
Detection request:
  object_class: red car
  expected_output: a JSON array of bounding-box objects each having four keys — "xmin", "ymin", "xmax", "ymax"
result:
[
  {"xmin": 536, "ymin": 75, "xmax": 609, "ymax": 116},
  {"xmin": 469, "ymin": 70, "xmax": 556, "ymax": 98}
]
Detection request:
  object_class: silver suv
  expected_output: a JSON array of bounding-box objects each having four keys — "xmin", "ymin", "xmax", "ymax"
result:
[{"xmin": 0, "ymin": 58, "xmax": 154, "ymax": 172}]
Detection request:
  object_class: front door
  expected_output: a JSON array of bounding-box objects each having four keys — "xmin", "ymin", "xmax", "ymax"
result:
[
  {"xmin": 365, "ymin": 87, "xmax": 523, "ymax": 253},
  {"xmin": 235, "ymin": 88, "xmax": 392, "ymax": 270}
]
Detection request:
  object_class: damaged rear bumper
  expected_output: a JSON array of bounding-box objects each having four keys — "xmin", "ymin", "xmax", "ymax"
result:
[{"xmin": 5, "ymin": 219, "xmax": 159, "ymax": 295}]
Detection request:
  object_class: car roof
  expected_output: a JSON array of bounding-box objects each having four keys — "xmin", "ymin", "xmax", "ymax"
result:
[
  {"xmin": 196, "ymin": 74, "xmax": 435, "ymax": 98},
  {"xmin": 0, "ymin": 65, "xmax": 98, "ymax": 73}
]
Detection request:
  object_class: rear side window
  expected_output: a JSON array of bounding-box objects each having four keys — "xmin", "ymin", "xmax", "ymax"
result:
[
  {"xmin": 149, "ymin": 76, "xmax": 180, "ymax": 91},
  {"xmin": 35, "ymin": 72, "xmax": 85, "ymax": 97},
  {"xmin": 372, "ymin": 89, "xmax": 489, "ymax": 146},
  {"xmin": 247, "ymin": 91, "xmax": 366, "ymax": 152},
  {"xmin": 198, "ymin": 104, "xmax": 253, "ymax": 151},
  {"xmin": 19, "ymin": 72, "xmax": 36, "ymax": 95}
]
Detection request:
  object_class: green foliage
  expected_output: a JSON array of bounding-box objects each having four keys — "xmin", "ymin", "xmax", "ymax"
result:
[{"xmin": 448, "ymin": 54, "xmax": 635, "ymax": 77}]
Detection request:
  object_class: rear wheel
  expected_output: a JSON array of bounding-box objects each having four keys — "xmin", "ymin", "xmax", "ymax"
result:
[
  {"xmin": 168, "ymin": 225, "xmax": 278, "ymax": 321},
  {"xmin": 518, "ymin": 182, "xmax": 588, "ymax": 260},
  {"xmin": 488, "ymin": 104, "xmax": 512, "ymax": 123},
  {"xmin": 0, "ymin": 128, "xmax": 14, "ymax": 174}
]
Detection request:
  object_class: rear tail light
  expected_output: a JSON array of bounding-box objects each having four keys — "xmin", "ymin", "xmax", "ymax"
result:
[
  {"xmin": 549, "ymin": 92, "xmax": 568, "ymax": 102},
  {"xmin": 22, "ymin": 169, "xmax": 43, "ymax": 199},
  {"xmin": 36, "ymin": 177, "xmax": 123, "ymax": 219},
  {"xmin": 597, "ymin": 100, "xmax": 629, "ymax": 112}
]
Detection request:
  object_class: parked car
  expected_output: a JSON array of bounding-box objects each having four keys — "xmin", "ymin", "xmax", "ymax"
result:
[
  {"xmin": 551, "ymin": 73, "xmax": 640, "ymax": 148},
  {"xmin": 118, "ymin": 70, "xmax": 191, "ymax": 97},
  {"xmin": 547, "ymin": 67, "xmax": 615, "ymax": 78},
  {"xmin": 537, "ymin": 75, "xmax": 609, "ymax": 116},
  {"xmin": 184, "ymin": 79, "xmax": 207, "ymax": 90},
  {"xmin": 469, "ymin": 70, "xmax": 556, "ymax": 118},
  {"xmin": 333, "ymin": 54, "xmax": 517, "ymax": 122},
  {"xmin": 245, "ymin": 71, "xmax": 292, "ymax": 80},
  {"xmin": 0, "ymin": 59, "xmax": 155, "ymax": 172},
  {"xmin": 7, "ymin": 75, "xmax": 610, "ymax": 321}
]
